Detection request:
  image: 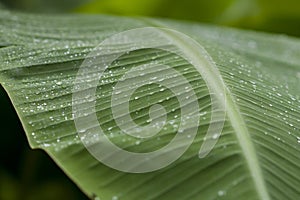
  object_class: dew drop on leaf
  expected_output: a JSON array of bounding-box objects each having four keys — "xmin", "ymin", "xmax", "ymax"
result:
[
  {"xmin": 112, "ymin": 196, "xmax": 118, "ymax": 200},
  {"xmin": 212, "ymin": 134, "xmax": 218, "ymax": 139},
  {"xmin": 218, "ymin": 190, "xmax": 225, "ymax": 196}
]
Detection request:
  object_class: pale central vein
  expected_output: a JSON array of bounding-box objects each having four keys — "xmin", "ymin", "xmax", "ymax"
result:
[{"xmin": 151, "ymin": 22, "xmax": 270, "ymax": 200}]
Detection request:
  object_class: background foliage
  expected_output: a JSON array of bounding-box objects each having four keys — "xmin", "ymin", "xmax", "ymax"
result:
[
  {"xmin": 0, "ymin": 0, "xmax": 299, "ymax": 199},
  {"xmin": 1, "ymin": 0, "xmax": 300, "ymax": 37}
]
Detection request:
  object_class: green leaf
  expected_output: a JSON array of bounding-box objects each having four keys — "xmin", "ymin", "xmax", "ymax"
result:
[{"xmin": 1, "ymin": 9, "xmax": 300, "ymax": 200}]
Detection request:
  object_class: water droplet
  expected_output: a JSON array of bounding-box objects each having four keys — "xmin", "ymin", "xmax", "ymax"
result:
[
  {"xmin": 79, "ymin": 129, "xmax": 86, "ymax": 133},
  {"xmin": 112, "ymin": 196, "xmax": 118, "ymax": 200},
  {"xmin": 212, "ymin": 134, "xmax": 218, "ymax": 139},
  {"xmin": 218, "ymin": 190, "xmax": 225, "ymax": 196},
  {"xmin": 199, "ymin": 111, "xmax": 207, "ymax": 116},
  {"xmin": 43, "ymin": 143, "xmax": 50, "ymax": 147}
]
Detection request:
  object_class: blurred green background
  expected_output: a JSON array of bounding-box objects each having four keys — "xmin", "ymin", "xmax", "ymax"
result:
[
  {"xmin": 0, "ymin": 0, "xmax": 300, "ymax": 200},
  {"xmin": 1, "ymin": 0, "xmax": 300, "ymax": 36}
]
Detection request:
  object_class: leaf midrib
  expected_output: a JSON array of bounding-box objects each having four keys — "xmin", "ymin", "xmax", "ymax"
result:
[{"xmin": 147, "ymin": 20, "xmax": 271, "ymax": 200}]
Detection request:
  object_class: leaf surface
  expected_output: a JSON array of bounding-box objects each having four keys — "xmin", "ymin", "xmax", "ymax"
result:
[{"xmin": 0, "ymin": 10, "xmax": 300, "ymax": 200}]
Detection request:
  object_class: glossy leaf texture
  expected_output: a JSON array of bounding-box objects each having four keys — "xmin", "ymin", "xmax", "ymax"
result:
[{"xmin": 0, "ymin": 9, "xmax": 300, "ymax": 200}]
